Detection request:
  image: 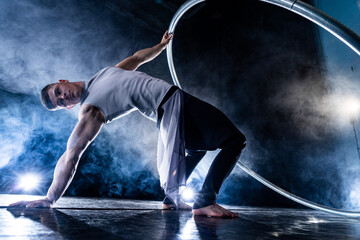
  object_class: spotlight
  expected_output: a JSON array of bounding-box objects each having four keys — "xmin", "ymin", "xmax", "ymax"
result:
[
  {"xmin": 344, "ymin": 98, "xmax": 360, "ymax": 117},
  {"xmin": 181, "ymin": 188, "xmax": 194, "ymax": 202},
  {"xmin": 18, "ymin": 173, "xmax": 40, "ymax": 191},
  {"xmin": 343, "ymin": 97, "xmax": 360, "ymax": 162}
]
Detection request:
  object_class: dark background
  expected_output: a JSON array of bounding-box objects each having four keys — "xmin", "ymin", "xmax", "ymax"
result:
[{"xmin": 0, "ymin": 0, "xmax": 359, "ymax": 209}]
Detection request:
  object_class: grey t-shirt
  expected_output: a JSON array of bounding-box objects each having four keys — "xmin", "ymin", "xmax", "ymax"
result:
[{"xmin": 81, "ymin": 67, "xmax": 172, "ymax": 123}]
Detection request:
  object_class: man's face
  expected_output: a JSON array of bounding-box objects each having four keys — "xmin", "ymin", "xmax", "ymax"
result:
[{"xmin": 48, "ymin": 80, "xmax": 82, "ymax": 110}]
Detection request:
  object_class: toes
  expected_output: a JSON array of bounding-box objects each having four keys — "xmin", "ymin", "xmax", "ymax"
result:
[
  {"xmin": 229, "ymin": 211, "xmax": 239, "ymax": 218},
  {"xmin": 193, "ymin": 204, "xmax": 239, "ymax": 218},
  {"xmin": 224, "ymin": 211, "xmax": 232, "ymax": 218},
  {"xmin": 230, "ymin": 212, "xmax": 238, "ymax": 218}
]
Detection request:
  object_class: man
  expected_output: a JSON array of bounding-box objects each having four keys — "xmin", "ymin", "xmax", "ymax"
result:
[{"xmin": 10, "ymin": 31, "xmax": 246, "ymax": 218}]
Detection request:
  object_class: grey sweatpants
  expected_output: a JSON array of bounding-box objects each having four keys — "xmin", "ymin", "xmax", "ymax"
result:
[{"xmin": 162, "ymin": 88, "xmax": 246, "ymax": 209}]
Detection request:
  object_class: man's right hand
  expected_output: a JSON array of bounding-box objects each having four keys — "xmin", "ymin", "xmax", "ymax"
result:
[{"xmin": 9, "ymin": 198, "xmax": 52, "ymax": 208}]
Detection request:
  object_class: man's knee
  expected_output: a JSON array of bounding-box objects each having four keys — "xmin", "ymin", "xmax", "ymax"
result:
[
  {"xmin": 186, "ymin": 149, "xmax": 207, "ymax": 159},
  {"xmin": 221, "ymin": 130, "xmax": 246, "ymax": 150}
]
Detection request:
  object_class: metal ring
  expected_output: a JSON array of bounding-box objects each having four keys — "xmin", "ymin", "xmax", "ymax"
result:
[{"xmin": 166, "ymin": 0, "xmax": 360, "ymax": 217}]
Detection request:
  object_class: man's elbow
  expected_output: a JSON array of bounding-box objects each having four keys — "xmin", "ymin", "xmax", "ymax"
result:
[
  {"xmin": 65, "ymin": 148, "xmax": 83, "ymax": 166},
  {"xmin": 132, "ymin": 53, "xmax": 146, "ymax": 64}
]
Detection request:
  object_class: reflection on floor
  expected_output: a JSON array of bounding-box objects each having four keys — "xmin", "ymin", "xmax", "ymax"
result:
[{"xmin": 1, "ymin": 194, "xmax": 360, "ymax": 239}]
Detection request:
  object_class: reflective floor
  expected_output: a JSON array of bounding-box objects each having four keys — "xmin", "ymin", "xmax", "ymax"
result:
[{"xmin": 1, "ymin": 194, "xmax": 360, "ymax": 239}]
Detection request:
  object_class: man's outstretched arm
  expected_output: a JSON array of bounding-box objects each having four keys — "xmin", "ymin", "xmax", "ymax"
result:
[
  {"xmin": 9, "ymin": 106, "xmax": 105, "ymax": 208},
  {"xmin": 115, "ymin": 30, "xmax": 173, "ymax": 71}
]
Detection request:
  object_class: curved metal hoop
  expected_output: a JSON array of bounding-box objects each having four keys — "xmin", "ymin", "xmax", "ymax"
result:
[{"xmin": 167, "ymin": 0, "xmax": 360, "ymax": 217}]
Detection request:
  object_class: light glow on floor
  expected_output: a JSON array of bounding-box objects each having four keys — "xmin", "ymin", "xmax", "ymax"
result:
[{"xmin": 18, "ymin": 173, "xmax": 40, "ymax": 191}]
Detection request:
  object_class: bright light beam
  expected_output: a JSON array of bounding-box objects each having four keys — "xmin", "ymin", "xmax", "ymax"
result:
[
  {"xmin": 181, "ymin": 188, "xmax": 194, "ymax": 202},
  {"xmin": 18, "ymin": 173, "xmax": 40, "ymax": 191},
  {"xmin": 344, "ymin": 97, "xmax": 360, "ymax": 117},
  {"xmin": 344, "ymin": 97, "xmax": 360, "ymax": 161}
]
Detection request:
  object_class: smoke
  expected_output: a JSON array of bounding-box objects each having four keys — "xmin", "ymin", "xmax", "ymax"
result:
[
  {"xmin": 0, "ymin": 0, "xmax": 167, "ymax": 199},
  {"xmin": 167, "ymin": 0, "xmax": 360, "ymax": 209},
  {"xmin": 0, "ymin": 0, "xmax": 150, "ymax": 95},
  {"xmin": 1, "ymin": 0, "xmax": 359, "ymax": 211},
  {"xmin": 0, "ymin": 109, "xmax": 31, "ymax": 168}
]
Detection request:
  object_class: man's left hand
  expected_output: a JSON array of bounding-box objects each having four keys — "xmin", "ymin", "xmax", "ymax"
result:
[{"xmin": 160, "ymin": 30, "xmax": 174, "ymax": 49}]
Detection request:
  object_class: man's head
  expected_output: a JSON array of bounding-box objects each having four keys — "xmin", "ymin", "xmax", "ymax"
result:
[{"xmin": 41, "ymin": 80, "xmax": 83, "ymax": 111}]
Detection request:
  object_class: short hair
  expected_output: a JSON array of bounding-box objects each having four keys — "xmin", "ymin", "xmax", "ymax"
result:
[{"xmin": 40, "ymin": 83, "xmax": 57, "ymax": 110}]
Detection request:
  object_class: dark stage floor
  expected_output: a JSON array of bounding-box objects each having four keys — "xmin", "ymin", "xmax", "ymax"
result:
[{"xmin": 1, "ymin": 194, "xmax": 360, "ymax": 239}]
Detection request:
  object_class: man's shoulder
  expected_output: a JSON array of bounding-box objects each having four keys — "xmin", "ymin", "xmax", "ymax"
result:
[{"xmin": 88, "ymin": 67, "xmax": 113, "ymax": 83}]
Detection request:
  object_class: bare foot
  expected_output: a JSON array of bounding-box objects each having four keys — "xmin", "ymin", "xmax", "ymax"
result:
[
  {"xmin": 162, "ymin": 200, "xmax": 192, "ymax": 210},
  {"xmin": 192, "ymin": 204, "xmax": 238, "ymax": 218}
]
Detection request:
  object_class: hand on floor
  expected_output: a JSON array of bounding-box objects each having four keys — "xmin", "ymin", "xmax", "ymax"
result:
[{"xmin": 9, "ymin": 198, "xmax": 51, "ymax": 208}]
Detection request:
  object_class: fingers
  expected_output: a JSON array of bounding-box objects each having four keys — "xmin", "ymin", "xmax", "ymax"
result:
[
  {"xmin": 8, "ymin": 200, "xmax": 50, "ymax": 208},
  {"xmin": 9, "ymin": 201, "xmax": 30, "ymax": 207},
  {"xmin": 166, "ymin": 31, "xmax": 174, "ymax": 40},
  {"xmin": 162, "ymin": 30, "xmax": 174, "ymax": 42},
  {"xmin": 164, "ymin": 30, "xmax": 172, "ymax": 38}
]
